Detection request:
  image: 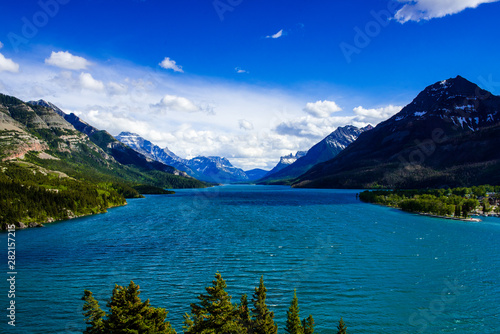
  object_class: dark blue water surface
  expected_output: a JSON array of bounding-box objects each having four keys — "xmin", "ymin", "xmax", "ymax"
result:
[{"xmin": 1, "ymin": 185, "xmax": 499, "ymax": 333}]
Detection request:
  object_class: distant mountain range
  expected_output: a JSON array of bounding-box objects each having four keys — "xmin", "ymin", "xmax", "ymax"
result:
[
  {"xmin": 0, "ymin": 95, "xmax": 206, "ymax": 189},
  {"xmin": 259, "ymin": 125, "xmax": 372, "ymax": 184},
  {"xmin": 3, "ymin": 74, "xmax": 498, "ymax": 195},
  {"xmin": 293, "ymin": 76, "xmax": 500, "ymax": 188},
  {"xmin": 115, "ymin": 132, "xmax": 251, "ymax": 183}
]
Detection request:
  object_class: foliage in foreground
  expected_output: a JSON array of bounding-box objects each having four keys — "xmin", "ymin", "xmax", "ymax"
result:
[
  {"xmin": 83, "ymin": 273, "xmax": 348, "ymax": 334},
  {"xmin": 358, "ymin": 185, "xmax": 500, "ymax": 218}
]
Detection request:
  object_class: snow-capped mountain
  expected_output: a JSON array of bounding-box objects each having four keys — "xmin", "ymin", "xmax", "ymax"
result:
[
  {"xmin": 294, "ymin": 75, "xmax": 500, "ymax": 189},
  {"xmin": 114, "ymin": 132, "xmax": 193, "ymax": 174},
  {"xmin": 387, "ymin": 75, "xmax": 500, "ymax": 131},
  {"xmin": 115, "ymin": 132, "xmax": 249, "ymax": 183},
  {"xmin": 185, "ymin": 156, "xmax": 248, "ymax": 183},
  {"xmin": 259, "ymin": 125, "xmax": 372, "ymax": 183},
  {"xmin": 264, "ymin": 151, "xmax": 307, "ymax": 177}
]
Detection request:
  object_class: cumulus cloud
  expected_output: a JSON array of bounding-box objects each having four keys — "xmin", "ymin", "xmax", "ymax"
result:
[
  {"xmin": 353, "ymin": 105, "xmax": 402, "ymax": 124},
  {"xmin": 303, "ymin": 100, "xmax": 342, "ymax": 118},
  {"xmin": 3, "ymin": 56, "xmax": 368, "ymax": 170},
  {"xmin": 80, "ymin": 108, "xmax": 152, "ymax": 136},
  {"xmin": 394, "ymin": 0, "xmax": 500, "ymax": 23},
  {"xmin": 274, "ymin": 115, "xmax": 356, "ymax": 139},
  {"xmin": 79, "ymin": 72, "xmax": 105, "ymax": 91},
  {"xmin": 159, "ymin": 57, "xmax": 184, "ymax": 72},
  {"xmin": 0, "ymin": 53, "xmax": 20, "ymax": 73},
  {"xmin": 266, "ymin": 29, "xmax": 284, "ymax": 39},
  {"xmin": 156, "ymin": 94, "xmax": 200, "ymax": 113},
  {"xmin": 239, "ymin": 119, "xmax": 254, "ymax": 131},
  {"xmin": 45, "ymin": 51, "xmax": 90, "ymax": 70}
]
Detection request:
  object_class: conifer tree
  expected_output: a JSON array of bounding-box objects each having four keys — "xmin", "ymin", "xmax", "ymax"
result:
[
  {"xmin": 285, "ymin": 290, "xmax": 303, "ymax": 334},
  {"xmin": 238, "ymin": 294, "xmax": 252, "ymax": 332},
  {"xmin": 82, "ymin": 281, "xmax": 176, "ymax": 334},
  {"xmin": 337, "ymin": 317, "xmax": 347, "ymax": 334},
  {"xmin": 82, "ymin": 290, "xmax": 106, "ymax": 334},
  {"xmin": 302, "ymin": 314, "xmax": 314, "ymax": 334},
  {"xmin": 185, "ymin": 272, "xmax": 245, "ymax": 334},
  {"xmin": 251, "ymin": 276, "xmax": 278, "ymax": 334}
]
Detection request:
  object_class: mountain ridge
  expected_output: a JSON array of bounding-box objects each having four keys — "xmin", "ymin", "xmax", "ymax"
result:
[
  {"xmin": 259, "ymin": 124, "xmax": 372, "ymax": 184},
  {"xmin": 293, "ymin": 76, "xmax": 500, "ymax": 189},
  {"xmin": 115, "ymin": 132, "xmax": 250, "ymax": 183}
]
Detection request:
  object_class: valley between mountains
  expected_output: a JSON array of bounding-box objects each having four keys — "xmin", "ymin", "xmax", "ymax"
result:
[{"xmin": 2, "ymin": 75, "xmax": 500, "ymax": 229}]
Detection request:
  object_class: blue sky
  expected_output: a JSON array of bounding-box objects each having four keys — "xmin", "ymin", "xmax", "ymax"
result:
[{"xmin": 1, "ymin": 0, "xmax": 500, "ymax": 170}]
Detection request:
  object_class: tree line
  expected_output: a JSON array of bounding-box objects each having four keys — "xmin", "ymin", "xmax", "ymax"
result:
[
  {"xmin": 358, "ymin": 185, "xmax": 500, "ymax": 218},
  {"xmin": 82, "ymin": 273, "xmax": 348, "ymax": 334},
  {"xmin": 0, "ymin": 163, "xmax": 127, "ymax": 229}
]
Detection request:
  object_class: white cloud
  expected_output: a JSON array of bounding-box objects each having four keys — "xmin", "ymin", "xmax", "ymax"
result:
[
  {"xmin": 45, "ymin": 51, "xmax": 90, "ymax": 70},
  {"xmin": 0, "ymin": 42, "xmax": 3, "ymax": 49},
  {"xmin": 235, "ymin": 67, "xmax": 248, "ymax": 74},
  {"xmin": 159, "ymin": 57, "xmax": 184, "ymax": 72},
  {"xmin": 79, "ymin": 72, "xmax": 105, "ymax": 91},
  {"xmin": 394, "ymin": 0, "xmax": 500, "ymax": 23},
  {"xmin": 274, "ymin": 115, "xmax": 356, "ymax": 139},
  {"xmin": 107, "ymin": 81, "xmax": 128, "ymax": 95},
  {"xmin": 5, "ymin": 56, "xmax": 390, "ymax": 170},
  {"xmin": 353, "ymin": 105, "xmax": 402, "ymax": 124},
  {"xmin": 303, "ymin": 100, "xmax": 342, "ymax": 118},
  {"xmin": 0, "ymin": 53, "xmax": 19, "ymax": 73},
  {"xmin": 81, "ymin": 108, "xmax": 152, "ymax": 135},
  {"xmin": 157, "ymin": 94, "xmax": 200, "ymax": 113},
  {"xmin": 239, "ymin": 119, "xmax": 254, "ymax": 131},
  {"xmin": 266, "ymin": 29, "xmax": 284, "ymax": 39}
]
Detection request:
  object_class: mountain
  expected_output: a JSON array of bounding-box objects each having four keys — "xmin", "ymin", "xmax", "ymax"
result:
[
  {"xmin": 244, "ymin": 168, "xmax": 269, "ymax": 181},
  {"xmin": 259, "ymin": 125, "xmax": 372, "ymax": 184},
  {"xmin": 265, "ymin": 151, "xmax": 307, "ymax": 177},
  {"xmin": 294, "ymin": 76, "xmax": 500, "ymax": 189},
  {"xmin": 1, "ymin": 94, "xmax": 208, "ymax": 228},
  {"xmin": 185, "ymin": 156, "xmax": 247, "ymax": 183},
  {"xmin": 0, "ymin": 95, "xmax": 205, "ymax": 188},
  {"xmin": 28, "ymin": 101, "xmax": 197, "ymax": 178},
  {"xmin": 114, "ymin": 131, "xmax": 194, "ymax": 175},
  {"xmin": 115, "ymin": 132, "xmax": 250, "ymax": 183}
]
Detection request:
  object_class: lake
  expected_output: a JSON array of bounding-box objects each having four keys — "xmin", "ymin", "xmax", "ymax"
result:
[{"xmin": 1, "ymin": 185, "xmax": 499, "ymax": 333}]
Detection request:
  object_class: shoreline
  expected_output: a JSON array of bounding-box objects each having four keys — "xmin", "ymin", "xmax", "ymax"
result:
[
  {"xmin": 417, "ymin": 212, "xmax": 482, "ymax": 222},
  {"xmin": 4, "ymin": 201, "xmax": 128, "ymax": 231},
  {"xmin": 366, "ymin": 202, "xmax": 483, "ymax": 222}
]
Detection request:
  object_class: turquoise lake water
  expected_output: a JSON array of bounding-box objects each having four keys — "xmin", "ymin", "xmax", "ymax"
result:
[{"xmin": 1, "ymin": 185, "xmax": 499, "ymax": 333}]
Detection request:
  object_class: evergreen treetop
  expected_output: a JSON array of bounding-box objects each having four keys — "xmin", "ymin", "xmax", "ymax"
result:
[
  {"xmin": 251, "ymin": 276, "xmax": 278, "ymax": 334},
  {"xmin": 285, "ymin": 289, "xmax": 303, "ymax": 334},
  {"xmin": 81, "ymin": 281, "xmax": 176, "ymax": 334},
  {"xmin": 337, "ymin": 317, "xmax": 347, "ymax": 334},
  {"xmin": 302, "ymin": 315, "xmax": 315, "ymax": 334},
  {"xmin": 185, "ymin": 272, "xmax": 245, "ymax": 334}
]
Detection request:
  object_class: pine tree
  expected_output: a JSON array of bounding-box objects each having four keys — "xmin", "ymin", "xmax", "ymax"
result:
[
  {"xmin": 82, "ymin": 281, "xmax": 176, "ymax": 334},
  {"xmin": 337, "ymin": 317, "xmax": 347, "ymax": 334},
  {"xmin": 302, "ymin": 314, "xmax": 314, "ymax": 334},
  {"xmin": 82, "ymin": 290, "xmax": 106, "ymax": 334},
  {"xmin": 285, "ymin": 290, "xmax": 303, "ymax": 334},
  {"xmin": 238, "ymin": 294, "xmax": 252, "ymax": 332},
  {"xmin": 185, "ymin": 272, "xmax": 245, "ymax": 334},
  {"xmin": 251, "ymin": 276, "xmax": 278, "ymax": 334}
]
